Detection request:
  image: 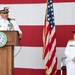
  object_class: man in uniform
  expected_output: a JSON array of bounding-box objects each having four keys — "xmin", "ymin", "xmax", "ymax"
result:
[
  {"xmin": 0, "ymin": 6, "xmax": 22, "ymax": 38},
  {"xmin": 64, "ymin": 30, "xmax": 75, "ymax": 75}
]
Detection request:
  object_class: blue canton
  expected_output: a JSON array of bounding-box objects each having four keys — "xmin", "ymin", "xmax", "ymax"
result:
[{"xmin": 47, "ymin": 0, "xmax": 55, "ymax": 29}]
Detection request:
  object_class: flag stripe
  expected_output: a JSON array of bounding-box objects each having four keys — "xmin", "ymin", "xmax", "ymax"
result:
[
  {"xmin": 48, "ymin": 53, "xmax": 57, "ymax": 74},
  {"xmin": 0, "ymin": 3, "xmax": 75, "ymax": 25},
  {"xmin": 54, "ymin": 0, "xmax": 75, "ymax": 3},
  {"xmin": 20, "ymin": 25, "xmax": 75, "ymax": 47},
  {"xmin": 0, "ymin": 0, "xmax": 46, "ymax": 4},
  {"xmin": 48, "ymin": 57, "xmax": 57, "ymax": 75},
  {"xmin": 0, "ymin": 4, "xmax": 46, "ymax": 26},
  {"xmin": 14, "ymin": 68, "xmax": 46, "ymax": 75},
  {"xmin": 0, "ymin": 0, "xmax": 75, "ymax": 4},
  {"xmin": 46, "ymin": 46, "xmax": 56, "ymax": 68},
  {"xmin": 19, "ymin": 26, "xmax": 43, "ymax": 47},
  {"xmin": 54, "ymin": 2, "xmax": 75, "ymax": 25},
  {"xmin": 14, "ymin": 68, "xmax": 62, "ymax": 75},
  {"xmin": 14, "ymin": 46, "xmax": 45, "ymax": 69},
  {"xmin": 56, "ymin": 25, "xmax": 75, "ymax": 47},
  {"xmin": 44, "ymin": 30, "xmax": 56, "ymax": 57}
]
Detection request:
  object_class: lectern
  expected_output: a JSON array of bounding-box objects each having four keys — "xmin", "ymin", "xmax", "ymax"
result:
[{"xmin": 0, "ymin": 31, "xmax": 19, "ymax": 75}]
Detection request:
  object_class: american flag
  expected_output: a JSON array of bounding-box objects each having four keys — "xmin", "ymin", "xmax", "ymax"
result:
[{"xmin": 43, "ymin": 0, "xmax": 57, "ymax": 75}]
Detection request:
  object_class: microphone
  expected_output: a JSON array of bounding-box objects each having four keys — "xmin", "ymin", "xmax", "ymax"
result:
[{"xmin": 7, "ymin": 18, "xmax": 14, "ymax": 30}]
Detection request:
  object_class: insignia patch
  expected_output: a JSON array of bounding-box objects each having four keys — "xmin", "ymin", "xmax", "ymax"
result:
[{"xmin": 0, "ymin": 32, "xmax": 7, "ymax": 47}]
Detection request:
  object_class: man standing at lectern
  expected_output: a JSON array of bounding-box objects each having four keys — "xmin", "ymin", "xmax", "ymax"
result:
[{"xmin": 0, "ymin": 6, "xmax": 22, "ymax": 38}]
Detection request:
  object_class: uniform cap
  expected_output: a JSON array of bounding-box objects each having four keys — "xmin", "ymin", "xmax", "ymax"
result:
[{"xmin": 0, "ymin": 6, "xmax": 9, "ymax": 13}]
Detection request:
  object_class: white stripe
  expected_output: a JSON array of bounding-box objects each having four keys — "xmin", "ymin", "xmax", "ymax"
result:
[
  {"xmin": 14, "ymin": 46, "xmax": 65, "ymax": 69},
  {"xmin": 46, "ymin": 31, "xmax": 50, "ymax": 46},
  {"xmin": 49, "ymin": 26, "xmax": 55, "ymax": 42},
  {"xmin": 46, "ymin": 22, "xmax": 49, "ymax": 46},
  {"xmin": 48, "ymin": 53, "xmax": 57, "ymax": 74},
  {"xmin": 45, "ymin": 50, "xmax": 49, "ymax": 64},
  {"xmin": 46, "ymin": 26, "xmax": 55, "ymax": 47},
  {"xmin": 14, "ymin": 46, "xmax": 45, "ymax": 69},
  {"xmin": 56, "ymin": 47, "xmax": 66, "ymax": 69},
  {"xmin": 0, "ymin": 3, "xmax": 75, "ymax": 26},
  {"xmin": 0, "ymin": 4, "xmax": 46, "ymax": 26},
  {"xmin": 54, "ymin": 2, "xmax": 75, "ymax": 25},
  {"xmin": 49, "ymin": 39, "xmax": 56, "ymax": 60},
  {"xmin": 51, "ymin": 26, "xmax": 55, "ymax": 39},
  {"xmin": 45, "ymin": 39, "xmax": 56, "ymax": 64}
]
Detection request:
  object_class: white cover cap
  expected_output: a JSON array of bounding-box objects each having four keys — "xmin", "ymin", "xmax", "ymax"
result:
[{"xmin": 0, "ymin": 6, "xmax": 9, "ymax": 12}]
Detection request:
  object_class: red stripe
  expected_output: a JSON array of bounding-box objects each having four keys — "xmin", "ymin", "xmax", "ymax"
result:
[
  {"xmin": 19, "ymin": 26, "xmax": 43, "ymax": 47},
  {"xmin": 14, "ymin": 68, "xmax": 45, "ymax": 75},
  {"xmin": 46, "ymin": 46, "xmax": 56, "ymax": 68},
  {"xmin": 14, "ymin": 68, "xmax": 63, "ymax": 75},
  {"xmin": 0, "ymin": 0, "xmax": 46, "ymax": 4},
  {"xmin": 56, "ymin": 25, "xmax": 75, "ymax": 47},
  {"xmin": 19, "ymin": 25, "xmax": 75, "ymax": 47},
  {"xmin": 53, "ymin": 0, "xmax": 75, "ymax": 3},
  {"xmin": 0, "ymin": 0, "xmax": 74, "ymax": 4},
  {"xmin": 43, "ymin": 25, "xmax": 51, "ymax": 58},
  {"xmin": 44, "ymin": 32, "xmax": 56, "ymax": 57},
  {"xmin": 50, "ymin": 58, "xmax": 57, "ymax": 75}
]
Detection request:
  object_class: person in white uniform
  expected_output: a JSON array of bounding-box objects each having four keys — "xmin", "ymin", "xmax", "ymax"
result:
[
  {"xmin": 0, "ymin": 6, "xmax": 22, "ymax": 38},
  {"xmin": 64, "ymin": 30, "xmax": 75, "ymax": 75}
]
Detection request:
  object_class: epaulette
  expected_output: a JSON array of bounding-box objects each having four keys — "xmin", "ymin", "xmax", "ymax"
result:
[
  {"xmin": 7, "ymin": 18, "xmax": 15, "ymax": 21},
  {"xmin": 10, "ymin": 18, "xmax": 15, "ymax": 20}
]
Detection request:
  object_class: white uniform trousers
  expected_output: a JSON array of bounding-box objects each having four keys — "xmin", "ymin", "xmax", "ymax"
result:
[{"xmin": 66, "ymin": 60, "xmax": 75, "ymax": 75}]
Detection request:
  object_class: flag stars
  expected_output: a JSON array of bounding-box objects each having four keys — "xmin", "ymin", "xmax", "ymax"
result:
[
  {"xmin": 51, "ymin": 25, "xmax": 53, "ymax": 28},
  {"xmin": 51, "ymin": 8, "xmax": 53, "ymax": 11},
  {"xmin": 50, "ymin": 0, "xmax": 52, "ymax": 3},
  {"xmin": 48, "ymin": 5, "xmax": 50, "ymax": 8},
  {"xmin": 50, "ymin": 4, "xmax": 52, "ymax": 7},
  {"xmin": 48, "ymin": 18, "xmax": 50, "ymax": 21},
  {"xmin": 52, "ymin": 17, "xmax": 54, "ymax": 19},
  {"xmin": 51, "ymin": 12, "xmax": 53, "ymax": 15},
  {"xmin": 47, "ymin": 0, "xmax": 55, "ymax": 29}
]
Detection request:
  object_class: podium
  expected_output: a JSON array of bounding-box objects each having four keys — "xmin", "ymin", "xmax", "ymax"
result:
[{"xmin": 0, "ymin": 31, "xmax": 19, "ymax": 75}]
